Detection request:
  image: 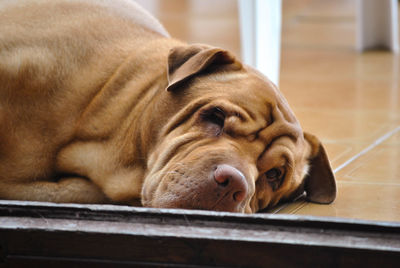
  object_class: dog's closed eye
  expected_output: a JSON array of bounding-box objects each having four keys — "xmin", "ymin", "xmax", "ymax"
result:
[
  {"xmin": 201, "ymin": 107, "xmax": 226, "ymax": 136},
  {"xmin": 265, "ymin": 167, "xmax": 285, "ymax": 191}
]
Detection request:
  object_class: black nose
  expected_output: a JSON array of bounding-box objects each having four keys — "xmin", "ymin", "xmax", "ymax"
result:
[{"xmin": 214, "ymin": 164, "xmax": 248, "ymax": 203}]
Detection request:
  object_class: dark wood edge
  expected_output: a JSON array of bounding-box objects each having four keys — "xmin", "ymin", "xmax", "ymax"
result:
[
  {"xmin": 1, "ymin": 200, "xmax": 399, "ymax": 232},
  {"xmin": 1, "ymin": 200, "xmax": 400, "ymax": 267}
]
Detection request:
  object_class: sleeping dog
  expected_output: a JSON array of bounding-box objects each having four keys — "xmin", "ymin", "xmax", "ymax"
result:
[{"xmin": 0, "ymin": 0, "xmax": 336, "ymax": 213}]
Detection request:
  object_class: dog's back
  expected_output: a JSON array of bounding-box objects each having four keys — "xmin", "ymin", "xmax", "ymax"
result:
[{"xmin": 0, "ymin": 0, "xmax": 168, "ymax": 184}]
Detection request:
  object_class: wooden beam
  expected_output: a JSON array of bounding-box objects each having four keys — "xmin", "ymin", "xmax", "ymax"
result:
[{"xmin": 1, "ymin": 200, "xmax": 399, "ymax": 267}]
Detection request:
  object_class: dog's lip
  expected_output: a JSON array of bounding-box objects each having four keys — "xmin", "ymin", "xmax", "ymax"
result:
[
  {"xmin": 210, "ymin": 194, "xmax": 246, "ymax": 212},
  {"xmin": 211, "ymin": 190, "xmax": 232, "ymax": 210}
]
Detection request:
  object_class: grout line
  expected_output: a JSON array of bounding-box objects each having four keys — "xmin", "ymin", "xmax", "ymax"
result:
[
  {"xmin": 269, "ymin": 194, "xmax": 306, "ymax": 214},
  {"xmin": 288, "ymin": 201, "xmax": 308, "ymax": 214},
  {"xmin": 333, "ymin": 125, "xmax": 400, "ymax": 174},
  {"xmin": 339, "ymin": 180, "xmax": 400, "ymax": 186}
]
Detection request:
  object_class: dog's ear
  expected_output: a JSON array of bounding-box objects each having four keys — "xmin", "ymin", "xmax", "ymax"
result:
[
  {"xmin": 303, "ymin": 132, "xmax": 336, "ymax": 204},
  {"xmin": 166, "ymin": 44, "xmax": 241, "ymax": 91}
]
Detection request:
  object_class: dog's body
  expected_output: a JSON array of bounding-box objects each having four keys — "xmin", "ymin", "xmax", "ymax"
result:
[{"xmin": 0, "ymin": 0, "xmax": 336, "ymax": 213}]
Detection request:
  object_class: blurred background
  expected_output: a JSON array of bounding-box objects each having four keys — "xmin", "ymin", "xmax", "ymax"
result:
[{"xmin": 135, "ymin": 0, "xmax": 400, "ymax": 222}]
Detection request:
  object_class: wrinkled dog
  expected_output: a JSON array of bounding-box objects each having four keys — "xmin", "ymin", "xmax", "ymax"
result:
[{"xmin": 0, "ymin": 0, "xmax": 336, "ymax": 213}]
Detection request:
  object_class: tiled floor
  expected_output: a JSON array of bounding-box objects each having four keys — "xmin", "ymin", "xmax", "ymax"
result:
[
  {"xmin": 138, "ymin": 0, "xmax": 400, "ymax": 222},
  {"xmin": 277, "ymin": 0, "xmax": 400, "ymax": 222}
]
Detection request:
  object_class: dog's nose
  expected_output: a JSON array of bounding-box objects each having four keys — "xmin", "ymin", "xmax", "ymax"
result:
[{"xmin": 214, "ymin": 164, "xmax": 248, "ymax": 203}]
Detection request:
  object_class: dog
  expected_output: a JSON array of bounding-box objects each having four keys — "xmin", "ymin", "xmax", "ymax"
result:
[{"xmin": 0, "ymin": 0, "xmax": 336, "ymax": 213}]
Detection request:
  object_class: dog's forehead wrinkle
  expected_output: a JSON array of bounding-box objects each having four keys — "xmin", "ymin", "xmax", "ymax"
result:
[
  {"xmin": 207, "ymin": 71, "xmax": 249, "ymax": 82},
  {"xmin": 257, "ymin": 120, "xmax": 301, "ymax": 149},
  {"xmin": 160, "ymin": 97, "xmax": 212, "ymax": 137},
  {"xmin": 148, "ymin": 131, "xmax": 202, "ymax": 174},
  {"xmin": 254, "ymin": 120, "xmax": 303, "ymax": 176},
  {"xmin": 277, "ymin": 99, "xmax": 297, "ymax": 124}
]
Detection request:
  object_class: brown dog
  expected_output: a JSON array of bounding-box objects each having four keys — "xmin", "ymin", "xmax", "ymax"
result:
[{"xmin": 0, "ymin": 0, "xmax": 336, "ymax": 213}]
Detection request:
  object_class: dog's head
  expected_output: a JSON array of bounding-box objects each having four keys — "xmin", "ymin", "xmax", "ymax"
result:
[{"xmin": 141, "ymin": 44, "xmax": 336, "ymax": 213}]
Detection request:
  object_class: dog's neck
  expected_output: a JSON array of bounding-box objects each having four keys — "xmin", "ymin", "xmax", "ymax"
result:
[{"xmin": 89, "ymin": 37, "xmax": 185, "ymax": 166}]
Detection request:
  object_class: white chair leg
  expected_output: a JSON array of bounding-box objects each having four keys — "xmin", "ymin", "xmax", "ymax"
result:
[
  {"xmin": 356, "ymin": 0, "xmax": 399, "ymax": 53},
  {"xmin": 238, "ymin": 0, "xmax": 282, "ymax": 86}
]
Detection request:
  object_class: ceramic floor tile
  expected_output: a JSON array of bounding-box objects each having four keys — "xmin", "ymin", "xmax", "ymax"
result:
[
  {"xmin": 293, "ymin": 109, "xmax": 398, "ymax": 142},
  {"xmin": 281, "ymin": 78, "xmax": 400, "ymax": 111},
  {"xmin": 292, "ymin": 181, "xmax": 400, "ymax": 222},
  {"xmin": 282, "ymin": 0, "xmax": 355, "ymax": 49},
  {"xmin": 283, "ymin": 50, "xmax": 400, "ymax": 80},
  {"xmin": 280, "ymin": 50, "xmax": 359, "ymax": 80},
  {"xmin": 295, "ymin": 120, "xmax": 400, "ymax": 172},
  {"xmin": 286, "ymin": 0, "xmax": 355, "ymax": 18},
  {"xmin": 341, "ymin": 148, "xmax": 400, "ymax": 184},
  {"xmin": 354, "ymin": 52, "xmax": 400, "ymax": 79},
  {"xmin": 385, "ymin": 130, "xmax": 400, "ymax": 145},
  {"xmin": 282, "ymin": 22, "xmax": 355, "ymax": 49},
  {"xmin": 335, "ymin": 128, "xmax": 400, "ymax": 184}
]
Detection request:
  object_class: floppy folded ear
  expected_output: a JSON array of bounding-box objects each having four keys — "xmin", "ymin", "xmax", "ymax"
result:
[
  {"xmin": 166, "ymin": 44, "xmax": 241, "ymax": 91},
  {"xmin": 303, "ymin": 132, "xmax": 337, "ymax": 204}
]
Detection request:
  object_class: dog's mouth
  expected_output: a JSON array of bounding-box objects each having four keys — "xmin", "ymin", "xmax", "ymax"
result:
[{"xmin": 210, "ymin": 190, "xmax": 244, "ymax": 212}]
